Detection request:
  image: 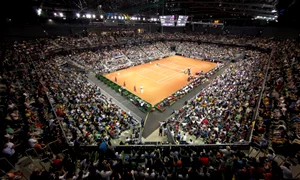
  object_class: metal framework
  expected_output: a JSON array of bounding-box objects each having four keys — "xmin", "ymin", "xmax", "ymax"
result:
[{"xmin": 32, "ymin": 0, "xmax": 278, "ymax": 18}]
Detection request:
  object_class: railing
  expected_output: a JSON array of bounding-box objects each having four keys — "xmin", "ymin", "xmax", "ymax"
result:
[
  {"xmin": 28, "ymin": 55, "xmax": 70, "ymax": 145},
  {"xmin": 247, "ymin": 48, "xmax": 276, "ymax": 142}
]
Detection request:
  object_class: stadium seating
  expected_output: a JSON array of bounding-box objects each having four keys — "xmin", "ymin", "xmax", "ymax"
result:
[{"xmin": 1, "ymin": 32, "xmax": 300, "ymax": 180}]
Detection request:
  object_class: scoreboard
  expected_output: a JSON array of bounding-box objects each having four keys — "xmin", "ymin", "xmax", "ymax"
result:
[
  {"xmin": 176, "ymin": 15, "xmax": 189, "ymax": 27},
  {"xmin": 159, "ymin": 15, "xmax": 175, "ymax": 26}
]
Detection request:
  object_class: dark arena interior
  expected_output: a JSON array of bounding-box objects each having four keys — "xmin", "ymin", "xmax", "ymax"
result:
[{"xmin": 1, "ymin": 0, "xmax": 300, "ymax": 179}]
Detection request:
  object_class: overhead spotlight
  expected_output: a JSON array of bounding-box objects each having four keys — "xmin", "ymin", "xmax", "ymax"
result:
[
  {"xmin": 82, "ymin": 15, "xmax": 86, "ymax": 18},
  {"xmin": 54, "ymin": 12, "xmax": 57, "ymax": 16},
  {"xmin": 48, "ymin": 19, "xmax": 52, "ymax": 22},
  {"xmin": 92, "ymin": 14, "xmax": 96, "ymax": 18},
  {"xmin": 143, "ymin": 17, "xmax": 145, "ymax": 21},
  {"xmin": 118, "ymin": 16, "xmax": 121, "ymax": 19},
  {"xmin": 76, "ymin": 13, "xmax": 80, "ymax": 18},
  {"xmin": 37, "ymin": 8, "xmax": 42, "ymax": 16},
  {"xmin": 271, "ymin": 9, "xmax": 277, "ymax": 13},
  {"xmin": 100, "ymin": 15, "xmax": 104, "ymax": 19},
  {"xmin": 63, "ymin": 17, "xmax": 66, "ymax": 20},
  {"xmin": 86, "ymin": 14, "xmax": 91, "ymax": 19},
  {"xmin": 59, "ymin": 12, "xmax": 63, "ymax": 17}
]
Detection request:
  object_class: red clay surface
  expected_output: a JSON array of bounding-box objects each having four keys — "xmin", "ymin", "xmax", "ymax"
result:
[{"xmin": 105, "ymin": 55, "xmax": 217, "ymax": 106}]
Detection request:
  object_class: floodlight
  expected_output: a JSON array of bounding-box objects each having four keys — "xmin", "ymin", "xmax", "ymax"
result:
[
  {"xmin": 59, "ymin": 12, "xmax": 63, "ymax": 17},
  {"xmin": 37, "ymin": 8, "xmax": 42, "ymax": 16},
  {"xmin": 86, "ymin": 14, "xmax": 91, "ymax": 19},
  {"xmin": 76, "ymin": 13, "xmax": 80, "ymax": 18}
]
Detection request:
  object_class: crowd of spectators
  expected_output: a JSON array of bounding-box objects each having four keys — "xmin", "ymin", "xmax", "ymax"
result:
[
  {"xmin": 25, "ymin": 142, "xmax": 295, "ymax": 180},
  {"xmin": 88, "ymin": 32, "xmax": 117, "ymax": 46},
  {"xmin": 54, "ymin": 35, "xmax": 90, "ymax": 49},
  {"xmin": 1, "ymin": 46, "xmax": 65, "ymax": 167},
  {"xmin": 165, "ymin": 51, "xmax": 269, "ymax": 145},
  {"xmin": 139, "ymin": 43, "xmax": 165, "ymax": 60},
  {"xmin": 176, "ymin": 42, "xmax": 244, "ymax": 61},
  {"xmin": 2, "ymin": 31, "xmax": 300, "ymax": 180},
  {"xmin": 30, "ymin": 57, "xmax": 140, "ymax": 146},
  {"xmin": 251, "ymin": 40, "xmax": 300, "ymax": 162}
]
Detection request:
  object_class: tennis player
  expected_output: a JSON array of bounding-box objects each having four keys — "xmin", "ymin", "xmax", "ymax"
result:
[{"xmin": 140, "ymin": 85, "xmax": 144, "ymax": 94}]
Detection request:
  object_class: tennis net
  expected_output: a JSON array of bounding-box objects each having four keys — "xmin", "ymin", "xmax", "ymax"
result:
[{"xmin": 157, "ymin": 63, "xmax": 185, "ymax": 73}]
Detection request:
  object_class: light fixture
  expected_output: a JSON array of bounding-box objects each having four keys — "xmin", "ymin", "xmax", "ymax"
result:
[
  {"xmin": 76, "ymin": 13, "xmax": 80, "ymax": 18},
  {"xmin": 48, "ymin": 19, "xmax": 52, "ymax": 22},
  {"xmin": 54, "ymin": 12, "xmax": 57, "ymax": 16},
  {"xmin": 59, "ymin": 12, "xmax": 63, "ymax": 17},
  {"xmin": 271, "ymin": 9, "xmax": 277, "ymax": 13},
  {"xmin": 86, "ymin": 14, "xmax": 91, "ymax": 19},
  {"xmin": 100, "ymin": 15, "xmax": 104, "ymax": 19},
  {"xmin": 92, "ymin": 14, "xmax": 96, "ymax": 18},
  {"xmin": 37, "ymin": 8, "xmax": 42, "ymax": 16},
  {"xmin": 63, "ymin": 17, "xmax": 66, "ymax": 20}
]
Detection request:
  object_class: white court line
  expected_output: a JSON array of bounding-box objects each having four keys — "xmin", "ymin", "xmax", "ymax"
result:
[
  {"xmin": 164, "ymin": 61, "xmax": 191, "ymax": 70},
  {"xmin": 158, "ymin": 71, "xmax": 181, "ymax": 82},
  {"xmin": 138, "ymin": 67, "xmax": 168, "ymax": 77},
  {"xmin": 147, "ymin": 64, "xmax": 173, "ymax": 74},
  {"xmin": 136, "ymin": 72, "xmax": 162, "ymax": 84},
  {"xmin": 158, "ymin": 72, "xmax": 183, "ymax": 84}
]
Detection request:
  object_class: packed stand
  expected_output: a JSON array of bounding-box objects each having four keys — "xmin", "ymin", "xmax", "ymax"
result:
[
  {"xmin": 1, "ymin": 46, "xmax": 64, "ymax": 170},
  {"xmin": 164, "ymin": 51, "xmax": 269, "ymax": 145},
  {"xmin": 32, "ymin": 57, "xmax": 140, "ymax": 146},
  {"xmin": 154, "ymin": 42, "xmax": 171, "ymax": 55},
  {"xmin": 102, "ymin": 48, "xmax": 131, "ymax": 72},
  {"xmin": 122, "ymin": 45, "xmax": 148, "ymax": 62},
  {"xmin": 27, "ymin": 141, "xmax": 295, "ymax": 180},
  {"xmin": 54, "ymin": 36, "xmax": 90, "ymax": 49},
  {"xmin": 88, "ymin": 32, "xmax": 117, "ymax": 46},
  {"xmin": 140, "ymin": 43, "xmax": 164, "ymax": 60},
  {"xmin": 252, "ymin": 40, "xmax": 300, "ymax": 162}
]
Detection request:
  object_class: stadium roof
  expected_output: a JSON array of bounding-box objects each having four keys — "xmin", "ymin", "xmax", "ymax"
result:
[
  {"xmin": 1, "ymin": 0, "xmax": 300, "ymax": 25},
  {"xmin": 28, "ymin": 0, "xmax": 287, "ymax": 17}
]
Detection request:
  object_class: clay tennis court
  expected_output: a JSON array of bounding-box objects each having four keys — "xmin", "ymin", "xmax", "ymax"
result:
[{"xmin": 105, "ymin": 55, "xmax": 217, "ymax": 106}]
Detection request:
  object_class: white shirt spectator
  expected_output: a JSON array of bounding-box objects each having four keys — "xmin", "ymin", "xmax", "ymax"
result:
[
  {"xmin": 2, "ymin": 142, "xmax": 15, "ymax": 156},
  {"xmin": 28, "ymin": 138, "xmax": 37, "ymax": 148}
]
